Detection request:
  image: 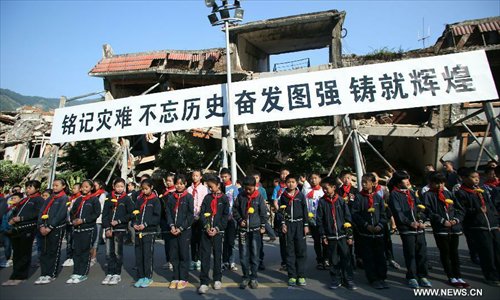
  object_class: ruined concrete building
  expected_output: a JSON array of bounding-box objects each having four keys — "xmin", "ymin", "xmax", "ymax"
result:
[{"xmin": 87, "ymin": 10, "xmax": 499, "ymax": 175}]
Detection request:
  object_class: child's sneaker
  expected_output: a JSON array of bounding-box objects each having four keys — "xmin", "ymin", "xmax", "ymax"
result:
[
  {"xmin": 62, "ymin": 258, "xmax": 74, "ymax": 267},
  {"xmin": 288, "ymin": 278, "xmax": 297, "ymax": 286},
  {"xmin": 345, "ymin": 281, "xmax": 357, "ymax": 290},
  {"xmin": 109, "ymin": 275, "xmax": 121, "ymax": 285},
  {"xmin": 72, "ymin": 275, "xmax": 87, "ymax": 284},
  {"xmin": 230, "ymin": 263, "xmax": 238, "ymax": 271},
  {"xmin": 177, "ymin": 280, "xmax": 188, "ymax": 289},
  {"xmin": 198, "ymin": 284, "xmax": 209, "ymax": 294},
  {"xmin": 457, "ymin": 278, "xmax": 470, "ymax": 288},
  {"xmin": 66, "ymin": 274, "xmax": 79, "ymax": 284},
  {"xmin": 249, "ymin": 280, "xmax": 258, "ymax": 289},
  {"xmin": 239, "ymin": 279, "xmax": 249, "ymax": 289},
  {"xmin": 169, "ymin": 280, "xmax": 179, "ymax": 289},
  {"xmin": 419, "ymin": 277, "xmax": 432, "ymax": 288},
  {"xmin": 213, "ymin": 281, "xmax": 222, "ymax": 290},
  {"xmin": 298, "ymin": 278, "xmax": 306, "ymax": 286},
  {"xmin": 34, "ymin": 276, "xmax": 47, "ymax": 285},
  {"xmin": 408, "ymin": 279, "xmax": 419, "ymax": 289},
  {"xmin": 134, "ymin": 278, "xmax": 145, "ymax": 288},
  {"xmin": 101, "ymin": 274, "xmax": 113, "ymax": 285},
  {"xmin": 189, "ymin": 261, "xmax": 196, "ymax": 271},
  {"xmin": 196, "ymin": 260, "xmax": 201, "ymax": 271},
  {"xmin": 140, "ymin": 278, "xmax": 153, "ymax": 288},
  {"xmin": 329, "ymin": 281, "xmax": 341, "ymax": 289}
]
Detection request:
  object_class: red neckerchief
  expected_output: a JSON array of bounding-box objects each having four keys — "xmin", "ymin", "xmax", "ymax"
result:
[
  {"xmin": 324, "ymin": 194, "xmax": 339, "ymax": 229},
  {"xmin": 484, "ymin": 179, "xmax": 500, "ymax": 188},
  {"xmin": 173, "ymin": 190, "xmax": 188, "ymax": 212},
  {"xmin": 306, "ymin": 185, "xmax": 321, "ymax": 199},
  {"xmin": 277, "ymin": 182, "xmax": 286, "ymax": 197},
  {"xmin": 191, "ymin": 182, "xmax": 201, "ymax": 199},
  {"xmin": 374, "ymin": 184, "xmax": 382, "ymax": 193},
  {"xmin": 225, "ymin": 181, "xmax": 232, "ymax": 187},
  {"xmin": 431, "ymin": 188, "xmax": 449, "ymax": 209},
  {"xmin": 360, "ymin": 190, "xmax": 374, "ymax": 208},
  {"xmin": 139, "ymin": 193, "xmax": 156, "ymax": 213},
  {"xmin": 394, "ymin": 187, "xmax": 414, "ymax": 209},
  {"xmin": 246, "ymin": 190, "xmax": 260, "ymax": 213},
  {"xmin": 42, "ymin": 191, "xmax": 66, "ymax": 216},
  {"xmin": 210, "ymin": 193, "xmax": 223, "ymax": 216},
  {"xmin": 111, "ymin": 191, "xmax": 127, "ymax": 208},
  {"xmin": 74, "ymin": 192, "xmax": 95, "ymax": 217},
  {"xmin": 0, "ymin": 193, "xmax": 4, "ymax": 198},
  {"xmin": 162, "ymin": 186, "xmax": 175, "ymax": 197},
  {"xmin": 69, "ymin": 192, "xmax": 81, "ymax": 202},
  {"xmin": 94, "ymin": 189, "xmax": 106, "ymax": 198},
  {"xmin": 283, "ymin": 189, "xmax": 299, "ymax": 206},
  {"xmin": 13, "ymin": 192, "xmax": 40, "ymax": 210},
  {"xmin": 460, "ymin": 185, "xmax": 485, "ymax": 208},
  {"xmin": 342, "ymin": 184, "xmax": 352, "ymax": 196}
]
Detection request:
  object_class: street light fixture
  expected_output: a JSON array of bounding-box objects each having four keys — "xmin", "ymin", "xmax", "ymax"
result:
[{"xmin": 205, "ymin": 0, "xmax": 243, "ymax": 183}]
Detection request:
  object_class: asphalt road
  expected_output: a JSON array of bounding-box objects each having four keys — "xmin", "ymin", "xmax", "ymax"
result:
[{"xmin": 0, "ymin": 232, "xmax": 499, "ymax": 300}]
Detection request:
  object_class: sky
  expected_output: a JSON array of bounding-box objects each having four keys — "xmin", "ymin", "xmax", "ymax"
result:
[{"xmin": 0, "ymin": 0, "xmax": 499, "ymax": 99}]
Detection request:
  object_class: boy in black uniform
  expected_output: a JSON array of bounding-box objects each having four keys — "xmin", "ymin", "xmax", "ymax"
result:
[
  {"xmin": 102, "ymin": 177, "xmax": 135, "ymax": 285},
  {"xmin": 352, "ymin": 174, "xmax": 388, "ymax": 289},
  {"xmin": 316, "ymin": 176, "xmax": 356, "ymax": 290},
  {"xmin": 278, "ymin": 174, "xmax": 309, "ymax": 286},
  {"xmin": 455, "ymin": 168, "xmax": 500, "ymax": 286},
  {"xmin": 423, "ymin": 171, "xmax": 468, "ymax": 288},
  {"xmin": 132, "ymin": 179, "xmax": 161, "ymax": 288},
  {"xmin": 233, "ymin": 176, "xmax": 268, "ymax": 290},
  {"xmin": 166, "ymin": 174, "xmax": 194, "ymax": 290},
  {"xmin": 67, "ymin": 179, "xmax": 101, "ymax": 284},
  {"xmin": 198, "ymin": 176, "xmax": 229, "ymax": 294},
  {"xmin": 2, "ymin": 181, "xmax": 43, "ymax": 286},
  {"xmin": 389, "ymin": 170, "xmax": 431, "ymax": 289},
  {"xmin": 35, "ymin": 178, "xmax": 70, "ymax": 285}
]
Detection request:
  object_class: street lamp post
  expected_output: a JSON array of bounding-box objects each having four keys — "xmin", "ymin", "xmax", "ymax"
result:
[{"xmin": 205, "ymin": 0, "xmax": 244, "ymax": 183}]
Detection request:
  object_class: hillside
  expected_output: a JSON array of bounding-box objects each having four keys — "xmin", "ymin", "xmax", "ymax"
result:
[
  {"xmin": 0, "ymin": 88, "xmax": 59, "ymax": 111},
  {"xmin": 0, "ymin": 88, "xmax": 101, "ymax": 112}
]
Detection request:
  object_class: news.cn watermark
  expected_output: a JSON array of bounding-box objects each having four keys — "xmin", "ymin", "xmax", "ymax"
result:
[{"xmin": 414, "ymin": 288, "xmax": 483, "ymax": 297}]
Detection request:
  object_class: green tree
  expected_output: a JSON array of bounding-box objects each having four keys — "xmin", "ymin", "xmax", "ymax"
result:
[
  {"xmin": 59, "ymin": 139, "xmax": 117, "ymax": 180},
  {"xmin": 0, "ymin": 161, "xmax": 31, "ymax": 185},
  {"xmin": 156, "ymin": 133, "xmax": 204, "ymax": 172}
]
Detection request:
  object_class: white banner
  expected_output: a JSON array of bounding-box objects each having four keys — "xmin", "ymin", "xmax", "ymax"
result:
[{"xmin": 51, "ymin": 50, "xmax": 498, "ymax": 143}]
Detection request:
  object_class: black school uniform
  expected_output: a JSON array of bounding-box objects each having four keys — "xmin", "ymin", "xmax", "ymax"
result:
[
  {"xmin": 352, "ymin": 191, "xmax": 387, "ymax": 283},
  {"xmin": 424, "ymin": 189, "xmax": 464, "ymax": 280},
  {"xmin": 102, "ymin": 191, "xmax": 134, "ymax": 275},
  {"xmin": 455, "ymin": 185, "xmax": 500, "ymax": 282},
  {"xmin": 338, "ymin": 184, "xmax": 360, "ymax": 266},
  {"xmin": 38, "ymin": 191, "xmax": 69, "ymax": 278},
  {"xmin": 8, "ymin": 193, "xmax": 43, "ymax": 280},
  {"xmin": 199, "ymin": 193, "xmax": 229, "ymax": 285},
  {"xmin": 316, "ymin": 194, "xmax": 354, "ymax": 285},
  {"xmin": 166, "ymin": 191, "xmax": 194, "ymax": 282},
  {"xmin": 132, "ymin": 193, "xmax": 161, "ymax": 279},
  {"xmin": 70, "ymin": 193, "xmax": 101, "ymax": 276},
  {"xmin": 389, "ymin": 188, "xmax": 428, "ymax": 280},
  {"xmin": 278, "ymin": 189, "xmax": 308, "ymax": 279}
]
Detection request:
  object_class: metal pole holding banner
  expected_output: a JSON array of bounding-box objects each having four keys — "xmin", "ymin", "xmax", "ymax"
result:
[
  {"xmin": 483, "ymin": 101, "xmax": 500, "ymax": 157},
  {"xmin": 225, "ymin": 20, "xmax": 238, "ymax": 184},
  {"xmin": 348, "ymin": 117, "xmax": 364, "ymax": 191}
]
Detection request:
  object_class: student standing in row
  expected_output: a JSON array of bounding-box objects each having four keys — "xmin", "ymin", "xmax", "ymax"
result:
[
  {"xmin": 166, "ymin": 175, "xmax": 194, "ymax": 290},
  {"xmin": 220, "ymin": 168, "xmax": 239, "ymax": 272},
  {"xmin": 35, "ymin": 179, "xmax": 69, "ymax": 285},
  {"xmin": 67, "ymin": 179, "xmax": 101, "ymax": 284},
  {"xmin": 62, "ymin": 183, "xmax": 81, "ymax": 268},
  {"xmin": 102, "ymin": 178, "xmax": 134, "ymax": 285},
  {"xmin": 198, "ymin": 176, "xmax": 229, "ymax": 294},
  {"xmin": 188, "ymin": 170, "xmax": 208, "ymax": 272}
]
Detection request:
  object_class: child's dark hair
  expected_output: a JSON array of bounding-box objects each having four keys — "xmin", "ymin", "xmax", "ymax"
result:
[
  {"xmin": 485, "ymin": 167, "xmax": 496, "ymax": 175},
  {"xmin": 388, "ymin": 170, "xmax": 410, "ymax": 191},
  {"xmin": 285, "ymin": 174, "xmax": 298, "ymax": 182},
  {"xmin": 249, "ymin": 170, "xmax": 261, "ymax": 177},
  {"xmin": 457, "ymin": 167, "xmax": 477, "ymax": 178},
  {"xmin": 280, "ymin": 167, "xmax": 290, "ymax": 173},
  {"xmin": 82, "ymin": 179, "xmax": 96, "ymax": 193},
  {"xmin": 113, "ymin": 177, "xmax": 126, "ymax": 186},
  {"xmin": 339, "ymin": 169, "xmax": 352, "ymax": 178},
  {"xmin": 53, "ymin": 178, "xmax": 70, "ymax": 194},
  {"xmin": 205, "ymin": 175, "xmax": 225, "ymax": 193},
  {"xmin": 428, "ymin": 171, "xmax": 446, "ymax": 185},
  {"xmin": 25, "ymin": 180, "xmax": 41, "ymax": 190},
  {"xmin": 192, "ymin": 169, "xmax": 203, "ymax": 175},
  {"xmin": 43, "ymin": 188, "xmax": 53, "ymax": 195},
  {"xmin": 220, "ymin": 167, "xmax": 231, "ymax": 176},
  {"xmin": 242, "ymin": 176, "xmax": 256, "ymax": 187},
  {"xmin": 321, "ymin": 176, "xmax": 337, "ymax": 188},
  {"xmin": 361, "ymin": 173, "xmax": 376, "ymax": 183},
  {"xmin": 94, "ymin": 179, "xmax": 105, "ymax": 189},
  {"xmin": 174, "ymin": 174, "xmax": 188, "ymax": 185},
  {"xmin": 140, "ymin": 178, "xmax": 154, "ymax": 188},
  {"xmin": 310, "ymin": 170, "xmax": 321, "ymax": 178},
  {"xmin": 10, "ymin": 192, "xmax": 24, "ymax": 199}
]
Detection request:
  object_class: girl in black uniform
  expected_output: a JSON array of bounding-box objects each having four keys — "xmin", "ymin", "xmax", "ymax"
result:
[{"xmin": 67, "ymin": 179, "xmax": 101, "ymax": 284}]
